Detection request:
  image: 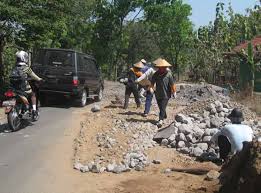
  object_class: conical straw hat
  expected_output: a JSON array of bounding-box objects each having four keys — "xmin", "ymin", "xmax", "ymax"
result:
[
  {"xmin": 153, "ymin": 58, "xmax": 172, "ymax": 67},
  {"xmin": 133, "ymin": 61, "xmax": 144, "ymax": 69}
]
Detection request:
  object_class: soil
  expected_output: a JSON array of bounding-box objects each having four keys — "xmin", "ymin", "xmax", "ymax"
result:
[
  {"xmin": 219, "ymin": 141, "xmax": 261, "ymax": 193},
  {"xmin": 233, "ymin": 93, "xmax": 261, "ymax": 117},
  {"xmin": 0, "ymin": 108, "xmax": 4, "ymax": 120},
  {"xmin": 23, "ymin": 81, "xmax": 220, "ymax": 193},
  {"xmin": 0, "ymin": 108, "xmax": 5, "ymax": 132},
  {"xmin": 68, "ymin": 81, "xmax": 221, "ymax": 193}
]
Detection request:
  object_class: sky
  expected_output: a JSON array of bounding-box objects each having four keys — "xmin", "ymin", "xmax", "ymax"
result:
[{"xmin": 184, "ymin": 0, "xmax": 259, "ymax": 28}]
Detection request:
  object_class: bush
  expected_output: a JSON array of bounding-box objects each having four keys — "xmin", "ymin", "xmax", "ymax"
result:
[
  {"xmin": 3, "ymin": 45, "xmax": 16, "ymax": 83},
  {"xmin": 0, "ymin": 45, "xmax": 16, "ymax": 103}
]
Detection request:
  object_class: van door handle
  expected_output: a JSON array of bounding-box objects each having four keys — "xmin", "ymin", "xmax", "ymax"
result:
[
  {"xmin": 46, "ymin": 75, "xmax": 56, "ymax": 79},
  {"xmin": 64, "ymin": 72, "xmax": 72, "ymax": 76}
]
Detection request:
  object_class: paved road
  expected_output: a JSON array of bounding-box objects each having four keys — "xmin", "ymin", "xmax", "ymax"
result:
[{"xmin": 0, "ymin": 106, "xmax": 75, "ymax": 193}]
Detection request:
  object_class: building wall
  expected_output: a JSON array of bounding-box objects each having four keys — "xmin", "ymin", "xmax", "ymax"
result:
[
  {"xmin": 255, "ymin": 67, "xmax": 261, "ymax": 92},
  {"xmin": 240, "ymin": 61, "xmax": 261, "ymax": 92}
]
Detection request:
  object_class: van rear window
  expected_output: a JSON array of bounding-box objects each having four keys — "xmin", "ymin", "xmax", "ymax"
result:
[{"xmin": 46, "ymin": 51, "xmax": 73, "ymax": 67}]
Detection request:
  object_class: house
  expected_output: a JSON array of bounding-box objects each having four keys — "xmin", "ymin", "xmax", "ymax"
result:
[{"xmin": 228, "ymin": 36, "xmax": 261, "ymax": 92}]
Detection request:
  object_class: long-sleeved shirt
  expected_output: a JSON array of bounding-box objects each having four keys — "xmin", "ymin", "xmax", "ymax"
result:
[
  {"xmin": 137, "ymin": 68, "xmax": 156, "ymax": 82},
  {"xmin": 18, "ymin": 62, "xmax": 42, "ymax": 81},
  {"xmin": 17, "ymin": 62, "xmax": 42, "ymax": 92},
  {"xmin": 211, "ymin": 124, "xmax": 253, "ymax": 155},
  {"xmin": 151, "ymin": 71, "xmax": 175, "ymax": 99},
  {"xmin": 136, "ymin": 67, "xmax": 156, "ymax": 86},
  {"xmin": 125, "ymin": 68, "xmax": 142, "ymax": 89}
]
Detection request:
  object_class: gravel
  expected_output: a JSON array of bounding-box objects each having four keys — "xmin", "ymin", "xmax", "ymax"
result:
[
  {"xmin": 74, "ymin": 162, "xmax": 84, "ymax": 170},
  {"xmin": 154, "ymin": 96, "xmax": 260, "ymax": 159},
  {"xmin": 191, "ymin": 147, "xmax": 204, "ymax": 157},
  {"xmin": 91, "ymin": 104, "xmax": 101, "ymax": 112},
  {"xmin": 74, "ymin": 82, "xmax": 260, "ymax": 174},
  {"xmin": 161, "ymin": 139, "xmax": 169, "ymax": 146},
  {"xmin": 152, "ymin": 160, "xmax": 162, "ymax": 164},
  {"xmin": 177, "ymin": 141, "xmax": 186, "ymax": 148},
  {"xmin": 80, "ymin": 165, "xmax": 90, "ymax": 173},
  {"xmin": 205, "ymin": 170, "xmax": 220, "ymax": 181}
]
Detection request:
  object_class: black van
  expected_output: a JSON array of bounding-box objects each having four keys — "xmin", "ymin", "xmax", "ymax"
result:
[{"xmin": 32, "ymin": 48, "xmax": 104, "ymax": 106}]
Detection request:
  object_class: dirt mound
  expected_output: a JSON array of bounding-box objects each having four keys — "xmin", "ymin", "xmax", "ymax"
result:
[
  {"xmin": 176, "ymin": 83, "xmax": 257, "ymax": 121},
  {"xmin": 177, "ymin": 83, "xmax": 229, "ymax": 104},
  {"xmin": 180, "ymin": 99, "xmax": 257, "ymax": 121},
  {"xmin": 219, "ymin": 141, "xmax": 261, "ymax": 193}
]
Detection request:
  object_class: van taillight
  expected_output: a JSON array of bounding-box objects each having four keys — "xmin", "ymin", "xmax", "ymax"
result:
[
  {"xmin": 73, "ymin": 76, "xmax": 79, "ymax": 86},
  {"xmin": 4, "ymin": 90, "xmax": 14, "ymax": 97}
]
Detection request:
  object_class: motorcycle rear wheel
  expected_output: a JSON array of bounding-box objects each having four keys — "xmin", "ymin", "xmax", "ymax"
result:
[
  {"xmin": 7, "ymin": 108, "xmax": 22, "ymax": 131},
  {"xmin": 32, "ymin": 110, "xmax": 40, "ymax": 122}
]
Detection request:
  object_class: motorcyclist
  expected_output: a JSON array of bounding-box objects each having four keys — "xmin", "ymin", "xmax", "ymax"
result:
[{"xmin": 14, "ymin": 50, "xmax": 43, "ymax": 119}]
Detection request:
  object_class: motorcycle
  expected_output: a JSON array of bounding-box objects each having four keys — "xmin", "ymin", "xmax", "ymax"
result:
[{"xmin": 1, "ymin": 80, "xmax": 40, "ymax": 131}]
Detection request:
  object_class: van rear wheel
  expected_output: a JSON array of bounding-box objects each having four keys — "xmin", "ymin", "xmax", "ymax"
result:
[
  {"xmin": 76, "ymin": 89, "xmax": 87, "ymax": 107},
  {"xmin": 94, "ymin": 87, "xmax": 103, "ymax": 102}
]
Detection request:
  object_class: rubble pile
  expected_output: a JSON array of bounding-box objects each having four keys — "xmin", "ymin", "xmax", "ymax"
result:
[
  {"xmin": 154, "ymin": 100, "xmax": 261, "ymax": 158},
  {"xmin": 180, "ymin": 99, "xmax": 257, "ymax": 121},
  {"xmin": 177, "ymin": 84, "xmax": 256, "ymax": 120},
  {"xmin": 74, "ymin": 118, "xmax": 159, "ymax": 174},
  {"xmin": 176, "ymin": 83, "xmax": 229, "ymax": 104}
]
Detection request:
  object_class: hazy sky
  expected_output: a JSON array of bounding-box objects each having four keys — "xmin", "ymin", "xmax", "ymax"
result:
[{"xmin": 184, "ymin": 0, "xmax": 259, "ymax": 28}]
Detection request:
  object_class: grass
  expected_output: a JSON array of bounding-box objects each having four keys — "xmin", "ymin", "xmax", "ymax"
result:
[{"xmin": 232, "ymin": 92, "xmax": 261, "ymax": 116}]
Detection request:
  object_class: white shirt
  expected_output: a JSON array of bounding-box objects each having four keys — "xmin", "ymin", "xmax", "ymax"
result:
[{"xmin": 211, "ymin": 124, "xmax": 253, "ymax": 154}]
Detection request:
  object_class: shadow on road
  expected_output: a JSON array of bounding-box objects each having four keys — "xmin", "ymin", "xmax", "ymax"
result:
[
  {"xmin": 0, "ymin": 123, "xmax": 8, "ymax": 133},
  {"xmin": 119, "ymin": 111, "xmax": 144, "ymax": 116},
  {"xmin": 40, "ymin": 97, "xmax": 73, "ymax": 109},
  {"xmin": 156, "ymin": 121, "xmax": 175, "ymax": 132},
  {"xmin": 104, "ymin": 104, "xmax": 123, "ymax": 109},
  {"xmin": 40, "ymin": 97, "xmax": 95, "ymax": 109},
  {"xmin": 0, "ymin": 121, "xmax": 34, "ymax": 133},
  {"xmin": 126, "ymin": 118, "xmax": 157, "ymax": 125}
]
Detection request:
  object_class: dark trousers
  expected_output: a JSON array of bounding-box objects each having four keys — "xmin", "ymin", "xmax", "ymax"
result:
[
  {"xmin": 144, "ymin": 91, "xmax": 153, "ymax": 114},
  {"xmin": 218, "ymin": 135, "xmax": 231, "ymax": 160},
  {"xmin": 156, "ymin": 98, "xmax": 169, "ymax": 120},
  {"xmin": 124, "ymin": 86, "xmax": 141, "ymax": 109}
]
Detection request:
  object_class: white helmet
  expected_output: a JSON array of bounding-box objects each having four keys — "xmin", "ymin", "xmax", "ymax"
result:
[{"xmin": 16, "ymin": 50, "xmax": 29, "ymax": 64}]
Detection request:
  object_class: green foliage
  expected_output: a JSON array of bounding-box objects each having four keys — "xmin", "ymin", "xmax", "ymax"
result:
[
  {"xmin": 0, "ymin": 0, "xmax": 72, "ymax": 48},
  {"xmin": 0, "ymin": 44, "xmax": 16, "ymax": 99},
  {"xmin": 144, "ymin": 0, "xmax": 193, "ymax": 77},
  {"xmin": 91, "ymin": 0, "xmax": 144, "ymax": 79},
  {"xmin": 0, "ymin": 0, "xmax": 260, "ymax": 85},
  {"xmin": 3, "ymin": 44, "xmax": 16, "ymax": 81},
  {"xmin": 247, "ymin": 42, "xmax": 255, "ymax": 72},
  {"xmin": 0, "ymin": 0, "xmax": 73, "ymax": 86},
  {"xmin": 126, "ymin": 21, "xmax": 161, "ymax": 65},
  {"xmin": 247, "ymin": 42, "xmax": 255, "ymax": 94},
  {"xmin": 188, "ymin": 1, "xmax": 261, "ymax": 84}
]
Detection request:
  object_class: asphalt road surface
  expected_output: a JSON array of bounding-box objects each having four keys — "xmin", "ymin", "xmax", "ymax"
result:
[{"xmin": 0, "ymin": 106, "xmax": 75, "ymax": 193}]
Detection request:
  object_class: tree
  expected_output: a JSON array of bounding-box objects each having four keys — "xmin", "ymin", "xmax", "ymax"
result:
[
  {"xmin": 188, "ymin": 1, "xmax": 260, "ymax": 85},
  {"xmin": 235, "ymin": 42, "xmax": 260, "ymax": 96},
  {"xmin": 126, "ymin": 21, "xmax": 161, "ymax": 67},
  {"xmin": 144, "ymin": 0, "xmax": 193, "ymax": 79},
  {"xmin": 59, "ymin": 0, "xmax": 96, "ymax": 50},
  {"xmin": 247, "ymin": 42, "xmax": 255, "ymax": 95},
  {"xmin": 0, "ymin": 0, "xmax": 72, "ymax": 86},
  {"xmin": 91, "ymin": 0, "xmax": 144, "ymax": 80}
]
